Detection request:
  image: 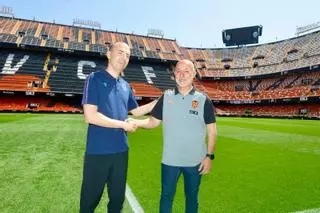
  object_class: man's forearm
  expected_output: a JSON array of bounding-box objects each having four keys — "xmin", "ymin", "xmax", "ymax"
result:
[
  {"xmin": 131, "ymin": 100, "xmax": 157, "ymax": 116},
  {"xmin": 128, "ymin": 117, "xmax": 160, "ymax": 129},
  {"xmin": 132, "ymin": 118, "xmax": 150, "ymax": 128},
  {"xmin": 207, "ymin": 133, "xmax": 216, "ymax": 154},
  {"xmin": 86, "ymin": 111, "xmax": 125, "ymax": 129},
  {"xmin": 207, "ymin": 123, "xmax": 217, "ymax": 154}
]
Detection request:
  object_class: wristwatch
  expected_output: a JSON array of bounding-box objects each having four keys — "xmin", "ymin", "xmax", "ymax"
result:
[{"xmin": 206, "ymin": 153, "xmax": 215, "ymax": 160}]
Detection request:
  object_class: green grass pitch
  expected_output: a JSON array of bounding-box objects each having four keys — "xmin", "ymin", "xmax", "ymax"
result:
[{"xmin": 0, "ymin": 113, "xmax": 319, "ymax": 213}]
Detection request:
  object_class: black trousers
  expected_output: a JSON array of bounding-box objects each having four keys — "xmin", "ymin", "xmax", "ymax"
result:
[{"xmin": 79, "ymin": 151, "xmax": 128, "ymax": 213}]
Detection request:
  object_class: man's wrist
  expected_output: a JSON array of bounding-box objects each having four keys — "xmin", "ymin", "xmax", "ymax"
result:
[
  {"xmin": 206, "ymin": 153, "xmax": 215, "ymax": 160},
  {"xmin": 119, "ymin": 120, "xmax": 127, "ymax": 129}
]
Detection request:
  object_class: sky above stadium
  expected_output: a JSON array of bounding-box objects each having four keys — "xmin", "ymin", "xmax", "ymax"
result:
[{"xmin": 1, "ymin": 0, "xmax": 319, "ymax": 48}]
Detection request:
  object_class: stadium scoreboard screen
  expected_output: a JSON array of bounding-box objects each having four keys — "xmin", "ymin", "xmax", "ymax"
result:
[{"xmin": 222, "ymin": 25, "xmax": 263, "ymax": 46}]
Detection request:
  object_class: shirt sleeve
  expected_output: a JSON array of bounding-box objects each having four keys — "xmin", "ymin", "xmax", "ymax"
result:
[
  {"xmin": 204, "ymin": 96, "xmax": 216, "ymax": 124},
  {"xmin": 82, "ymin": 73, "xmax": 98, "ymax": 106},
  {"xmin": 128, "ymin": 88, "xmax": 139, "ymax": 111},
  {"xmin": 150, "ymin": 95, "xmax": 164, "ymax": 120}
]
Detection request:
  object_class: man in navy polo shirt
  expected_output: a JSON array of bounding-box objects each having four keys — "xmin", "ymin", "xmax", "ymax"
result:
[
  {"xmin": 80, "ymin": 42, "xmax": 156, "ymax": 213},
  {"xmin": 131, "ymin": 60, "xmax": 217, "ymax": 213}
]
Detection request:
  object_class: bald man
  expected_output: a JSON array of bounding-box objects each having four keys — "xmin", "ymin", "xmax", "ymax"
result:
[
  {"xmin": 131, "ymin": 60, "xmax": 217, "ymax": 213},
  {"xmin": 80, "ymin": 42, "xmax": 156, "ymax": 213}
]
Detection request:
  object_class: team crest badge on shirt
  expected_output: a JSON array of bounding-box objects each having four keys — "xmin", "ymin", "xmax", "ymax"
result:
[
  {"xmin": 191, "ymin": 100, "xmax": 199, "ymax": 109},
  {"xmin": 168, "ymin": 99, "xmax": 174, "ymax": 104}
]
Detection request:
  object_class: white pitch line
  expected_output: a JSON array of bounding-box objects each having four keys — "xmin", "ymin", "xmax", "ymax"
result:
[
  {"xmin": 125, "ymin": 184, "xmax": 144, "ymax": 213},
  {"xmin": 290, "ymin": 208, "xmax": 320, "ymax": 213}
]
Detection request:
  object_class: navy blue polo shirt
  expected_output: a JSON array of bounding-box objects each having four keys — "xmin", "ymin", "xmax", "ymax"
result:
[{"xmin": 82, "ymin": 70, "xmax": 138, "ymax": 155}]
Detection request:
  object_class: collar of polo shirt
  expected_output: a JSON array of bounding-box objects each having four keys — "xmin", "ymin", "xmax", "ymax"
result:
[
  {"xmin": 174, "ymin": 86, "xmax": 196, "ymax": 95},
  {"xmin": 103, "ymin": 69, "xmax": 121, "ymax": 83}
]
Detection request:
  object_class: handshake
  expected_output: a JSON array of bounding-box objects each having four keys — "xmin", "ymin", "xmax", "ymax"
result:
[{"xmin": 122, "ymin": 118, "xmax": 140, "ymax": 132}]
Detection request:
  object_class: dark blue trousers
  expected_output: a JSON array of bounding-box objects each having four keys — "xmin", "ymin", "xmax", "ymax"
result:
[{"xmin": 160, "ymin": 163, "xmax": 202, "ymax": 213}]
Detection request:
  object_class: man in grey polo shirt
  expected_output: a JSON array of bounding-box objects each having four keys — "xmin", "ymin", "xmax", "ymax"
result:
[{"xmin": 132, "ymin": 59, "xmax": 217, "ymax": 213}]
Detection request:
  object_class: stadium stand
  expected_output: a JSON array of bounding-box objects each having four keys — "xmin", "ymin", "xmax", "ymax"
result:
[
  {"xmin": 0, "ymin": 16, "xmax": 319, "ymax": 118},
  {"xmin": 184, "ymin": 30, "xmax": 320, "ymax": 77},
  {"xmin": 197, "ymin": 71, "xmax": 320, "ymax": 100},
  {"xmin": 0, "ymin": 95, "xmax": 80, "ymax": 112},
  {"xmin": 0, "ymin": 16, "xmax": 183, "ymax": 61},
  {"xmin": 0, "ymin": 49, "xmax": 175, "ymax": 94},
  {"xmin": 216, "ymin": 103, "xmax": 320, "ymax": 119}
]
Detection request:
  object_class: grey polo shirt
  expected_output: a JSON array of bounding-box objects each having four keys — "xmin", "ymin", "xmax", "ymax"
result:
[{"xmin": 151, "ymin": 87, "xmax": 216, "ymax": 167}]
